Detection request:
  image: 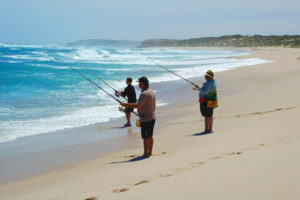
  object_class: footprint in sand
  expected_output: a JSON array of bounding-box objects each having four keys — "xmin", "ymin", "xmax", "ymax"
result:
[
  {"xmin": 235, "ymin": 107, "xmax": 296, "ymax": 119},
  {"xmin": 191, "ymin": 162, "xmax": 204, "ymax": 167},
  {"xmin": 210, "ymin": 156, "xmax": 221, "ymax": 160},
  {"xmin": 113, "ymin": 188, "xmax": 129, "ymax": 193},
  {"xmin": 160, "ymin": 174, "xmax": 173, "ymax": 178},
  {"xmin": 243, "ymin": 147, "xmax": 255, "ymax": 151},
  {"xmin": 228, "ymin": 152, "xmax": 244, "ymax": 156},
  {"xmin": 85, "ymin": 197, "xmax": 98, "ymax": 200},
  {"xmin": 275, "ymin": 139, "xmax": 284, "ymax": 142},
  {"xmin": 134, "ymin": 180, "xmax": 150, "ymax": 185},
  {"xmin": 176, "ymin": 167, "xmax": 191, "ymax": 171}
]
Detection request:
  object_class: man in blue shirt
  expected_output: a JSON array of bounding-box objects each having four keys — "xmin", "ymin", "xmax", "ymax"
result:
[{"xmin": 194, "ymin": 70, "xmax": 218, "ymax": 133}]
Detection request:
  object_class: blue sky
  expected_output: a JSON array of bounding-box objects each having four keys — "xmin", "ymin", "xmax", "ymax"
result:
[{"xmin": 0, "ymin": 0, "xmax": 299, "ymax": 44}]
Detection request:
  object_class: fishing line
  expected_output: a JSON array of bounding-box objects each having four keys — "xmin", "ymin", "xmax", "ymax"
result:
[
  {"xmin": 62, "ymin": 62, "xmax": 122, "ymax": 103},
  {"xmin": 154, "ymin": 63, "xmax": 196, "ymax": 86},
  {"xmin": 61, "ymin": 61, "xmax": 139, "ymax": 116},
  {"xmin": 77, "ymin": 62, "xmax": 118, "ymax": 92},
  {"xmin": 76, "ymin": 62, "xmax": 128, "ymax": 100}
]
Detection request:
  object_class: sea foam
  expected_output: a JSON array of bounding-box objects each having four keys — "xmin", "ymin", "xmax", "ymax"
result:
[{"xmin": 0, "ymin": 44, "xmax": 270, "ymax": 143}]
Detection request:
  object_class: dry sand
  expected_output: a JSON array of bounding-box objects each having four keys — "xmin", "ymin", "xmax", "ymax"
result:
[{"xmin": 0, "ymin": 47, "xmax": 299, "ymax": 200}]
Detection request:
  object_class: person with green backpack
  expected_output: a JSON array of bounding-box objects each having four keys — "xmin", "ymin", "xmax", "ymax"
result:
[{"xmin": 193, "ymin": 70, "xmax": 218, "ymax": 133}]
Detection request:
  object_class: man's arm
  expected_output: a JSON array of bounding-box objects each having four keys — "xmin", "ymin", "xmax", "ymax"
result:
[
  {"xmin": 121, "ymin": 93, "xmax": 145, "ymax": 109},
  {"xmin": 116, "ymin": 87, "xmax": 127, "ymax": 97},
  {"xmin": 121, "ymin": 102, "xmax": 140, "ymax": 109}
]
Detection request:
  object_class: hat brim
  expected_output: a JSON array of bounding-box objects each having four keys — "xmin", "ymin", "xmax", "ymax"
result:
[{"xmin": 205, "ymin": 73, "xmax": 214, "ymax": 79}]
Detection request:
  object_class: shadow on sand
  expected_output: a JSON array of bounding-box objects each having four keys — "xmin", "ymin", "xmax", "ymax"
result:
[
  {"xmin": 110, "ymin": 155, "xmax": 149, "ymax": 164},
  {"xmin": 191, "ymin": 131, "xmax": 213, "ymax": 136}
]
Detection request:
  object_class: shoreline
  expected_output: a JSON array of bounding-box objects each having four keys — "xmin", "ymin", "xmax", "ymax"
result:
[
  {"xmin": 0, "ymin": 71, "xmax": 200, "ymax": 184},
  {"xmin": 0, "ymin": 47, "xmax": 262, "ymax": 183},
  {"xmin": 0, "ymin": 46, "xmax": 257, "ymax": 145},
  {"xmin": 1, "ymin": 47, "xmax": 299, "ymax": 200}
]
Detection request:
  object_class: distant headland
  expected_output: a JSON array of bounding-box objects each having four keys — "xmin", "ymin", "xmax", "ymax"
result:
[
  {"xmin": 67, "ymin": 35, "xmax": 300, "ymax": 48},
  {"xmin": 138, "ymin": 35, "xmax": 300, "ymax": 48}
]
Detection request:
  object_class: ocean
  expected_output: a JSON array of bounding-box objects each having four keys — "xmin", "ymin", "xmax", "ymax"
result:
[{"xmin": 0, "ymin": 43, "xmax": 269, "ymax": 143}]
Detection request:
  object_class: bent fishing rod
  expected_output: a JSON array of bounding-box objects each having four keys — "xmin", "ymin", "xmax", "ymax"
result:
[
  {"xmin": 61, "ymin": 62, "xmax": 138, "ymax": 116},
  {"xmin": 154, "ymin": 63, "xmax": 197, "ymax": 86}
]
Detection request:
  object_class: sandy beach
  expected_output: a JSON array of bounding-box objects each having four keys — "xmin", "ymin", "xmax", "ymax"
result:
[{"xmin": 0, "ymin": 47, "xmax": 300, "ymax": 200}]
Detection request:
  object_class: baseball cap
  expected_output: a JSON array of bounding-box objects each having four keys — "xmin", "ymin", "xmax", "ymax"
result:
[{"xmin": 137, "ymin": 76, "xmax": 149, "ymax": 84}]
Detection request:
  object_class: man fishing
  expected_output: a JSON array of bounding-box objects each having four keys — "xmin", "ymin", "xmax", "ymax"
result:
[
  {"xmin": 120, "ymin": 76, "xmax": 156, "ymax": 157},
  {"xmin": 116, "ymin": 77, "xmax": 137, "ymax": 127},
  {"xmin": 193, "ymin": 70, "xmax": 218, "ymax": 133}
]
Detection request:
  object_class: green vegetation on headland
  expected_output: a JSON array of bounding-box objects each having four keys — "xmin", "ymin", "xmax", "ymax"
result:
[{"xmin": 138, "ymin": 35, "xmax": 300, "ymax": 48}]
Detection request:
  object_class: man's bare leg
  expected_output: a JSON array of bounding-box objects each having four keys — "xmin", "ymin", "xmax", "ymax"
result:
[
  {"xmin": 208, "ymin": 117, "xmax": 213, "ymax": 132},
  {"xmin": 148, "ymin": 137, "xmax": 153, "ymax": 156},
  {"xmin": 125, "ymin": 112, "xmax": 131, "ymax": 125},
  {"xmin": 143, "ymin": 139, "xmax": 148, "ymax": 156},
  {"xmin": 205, "ymin": 117, "xmax": 209, "ymax": 132},
  {"xmin": 142, "ymin": 138, "xmax": 153, "ymax": 157}
]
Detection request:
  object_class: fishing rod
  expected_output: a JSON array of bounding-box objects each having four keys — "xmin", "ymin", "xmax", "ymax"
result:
[
  {"xmin": 154, "ymin": 63, "xmax": 197, "ymax": 86},
  {"xmin": 61, "ymin": 62, "xmax": 138, "ymax": 116},
  {"xmin": 62, "ymin": 62, "xmax": 122, "ymax": 103},
  {"xmin": 78, "ymin": 63, "xmax": 117, "ymax": 92},
  {"xmin": 75, "ymin": 62, "xmax": 128, "ymax": 101}
]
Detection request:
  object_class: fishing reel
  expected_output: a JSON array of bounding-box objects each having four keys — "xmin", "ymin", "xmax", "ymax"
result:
[
  {"xmin": 192, "ymin": 85, "xmax": 198, "ymax": 90},
  {"xmin": 118, "ymin": 106, "xmax": 125, "ymax": 112}
]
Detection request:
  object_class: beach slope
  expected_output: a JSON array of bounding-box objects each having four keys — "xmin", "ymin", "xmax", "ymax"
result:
[{"xmin": 0, "ymin": 48, "xmax": 299, "ymax": 200}]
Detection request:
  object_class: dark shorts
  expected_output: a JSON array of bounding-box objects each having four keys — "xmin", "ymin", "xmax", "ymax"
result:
[
  {"xmin": 140, "ymin": 119, "xmax": 156, "ymax": 139},
  {"xmin": 124, "ymin": 107, "xmax": 134, "ymax": 113},
  {"xmin": 200, "ymin": 102, "xmax": 213, "ymax": 117}
]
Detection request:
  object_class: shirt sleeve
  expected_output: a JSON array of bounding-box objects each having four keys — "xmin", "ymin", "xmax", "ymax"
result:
[
  {"xmin": 121, "ymin": 87, "xmax": 127, "ymax": 97},
  {"xmin": 137, "ymin": 93, "xmax": 146, "ymax": 107},
  {"xmin": 198, "ymin": 82, "xmax": 214, "ymax": 95}
]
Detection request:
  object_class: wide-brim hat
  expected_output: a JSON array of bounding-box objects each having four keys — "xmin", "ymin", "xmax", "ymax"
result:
[{"xmin": 205, "ymin": 70, "xmax": 214, "ymax": 79}]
